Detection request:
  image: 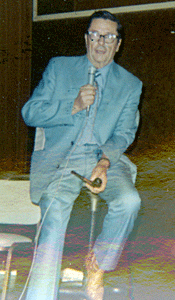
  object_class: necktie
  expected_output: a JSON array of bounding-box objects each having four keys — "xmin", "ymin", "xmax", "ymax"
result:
[
  {"xmin": 95, "ymin": 71, "xmax": 103, "ymax": 105},
  {"xmin": 95, "ymin": 71, "xmax": 103, "ymax": 90}
]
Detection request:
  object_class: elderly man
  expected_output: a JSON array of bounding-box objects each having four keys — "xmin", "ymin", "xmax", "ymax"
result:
[{"xmin": 22, "ymin": 10, "xmax": 142, "ymax": 300}]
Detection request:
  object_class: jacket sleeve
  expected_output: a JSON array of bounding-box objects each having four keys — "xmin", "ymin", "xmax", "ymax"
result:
[
  {"xmin": 21, "ymin": 58, "xmax": 74, "ymax": 127},
  {"xmin": 100, "ymin": 81, "xmax": 142, "ymax": 166}
]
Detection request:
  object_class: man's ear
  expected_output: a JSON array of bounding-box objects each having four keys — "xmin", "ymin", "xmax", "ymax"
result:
[{"xmin": 116, "ymin": 38, "xmax": 122, "ymax": 53}]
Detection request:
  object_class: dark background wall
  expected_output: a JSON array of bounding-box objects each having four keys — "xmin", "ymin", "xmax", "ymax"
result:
[
  {"xmin": 1, "ymin": 1, "xmax": 175, "ymax": 173},
  {"xmin": 0, "ymin": 0, "xmax": 32, "ymax": 173}
]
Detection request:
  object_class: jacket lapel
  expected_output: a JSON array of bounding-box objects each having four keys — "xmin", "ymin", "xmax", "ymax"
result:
[
  {"xmin": 94, "ymin": 62, "xmax": 126, "ymax": 144},
  {"xmin": 73, "ymin": 55, "xmax": 89, "ymax": 88}
]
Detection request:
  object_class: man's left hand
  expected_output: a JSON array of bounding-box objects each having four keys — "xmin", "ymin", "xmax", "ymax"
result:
[{"xmin": 86, "ymin": 158, "xmax": 110, "ymax": 194}]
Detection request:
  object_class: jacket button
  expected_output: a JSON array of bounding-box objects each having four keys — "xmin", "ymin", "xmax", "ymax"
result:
[{"xmin": 71, "ymin": 141, "xmax": 74, "ymax": 146}]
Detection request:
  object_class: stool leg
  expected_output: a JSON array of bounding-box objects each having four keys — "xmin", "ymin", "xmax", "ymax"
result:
[
  {"xmin": 89, "ymin": 211, "xmax": 96, "ymax": 252},
  {"xmin": 1, "ymin": 246, "xmax": 13, "ymax": 300},
  {"xmin": 88, "ymin": 193, "xmax": 99, "ymax": 251}
]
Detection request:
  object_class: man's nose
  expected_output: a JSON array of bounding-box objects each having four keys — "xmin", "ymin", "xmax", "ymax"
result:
[{"xmin": 98, "ymin": 36, "xmax": 105, "ymax": 45}]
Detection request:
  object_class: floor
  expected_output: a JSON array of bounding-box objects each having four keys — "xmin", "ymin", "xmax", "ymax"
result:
[{"xmin": 0, "ymin": 142, "xmax": 175, "ymax": 299}]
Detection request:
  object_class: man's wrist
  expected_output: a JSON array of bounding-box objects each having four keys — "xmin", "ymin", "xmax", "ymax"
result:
[
  {"xmin": 98, "ymin": 157, "xmax": 110, "ymax": 169},
  {"xmin": 72, "ymin": 98, "xmax": 83, "ymax": 115},
  {"xmin": 72, "ymin": 102, "xmax": 81, "ymax": 115},
  {"xmin": 71, "ymin": 105, "xmax": 77, "ymax": 115}
]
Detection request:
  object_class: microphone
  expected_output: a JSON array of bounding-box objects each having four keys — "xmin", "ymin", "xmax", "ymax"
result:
[{"xmin": 86, "ymin": 65, "xmax": 96, "ymax": 116}]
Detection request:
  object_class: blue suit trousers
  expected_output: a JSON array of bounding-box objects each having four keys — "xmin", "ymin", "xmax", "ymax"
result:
[{"xmin": 25, "ymin": 145, "xmax": 141, "ymax": 300}]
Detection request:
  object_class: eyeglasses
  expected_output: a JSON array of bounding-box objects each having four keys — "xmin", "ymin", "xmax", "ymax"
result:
[{"xmin": 87, "ymin": 31, "xmax": 119, "ymax": 44}]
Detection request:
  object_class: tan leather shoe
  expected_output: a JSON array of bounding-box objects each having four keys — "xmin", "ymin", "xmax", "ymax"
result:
[{"xmin": 85, "ymin": 251, "xmax": 104, "ymax": 300}]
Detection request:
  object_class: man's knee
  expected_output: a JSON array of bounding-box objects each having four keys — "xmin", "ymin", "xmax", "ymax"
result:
[
  {"xmin": 110, "ymin": 190, "xmax": 141, "ymax": 217},
  {"xmin": 121, "ymin": 190, "xmax": 141, "ymax": 215}
]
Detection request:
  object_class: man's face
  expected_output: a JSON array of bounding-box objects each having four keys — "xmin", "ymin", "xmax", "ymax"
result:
[{"xmin": 85, "ymin": 18, "xmax": 122, "ymax": 69}]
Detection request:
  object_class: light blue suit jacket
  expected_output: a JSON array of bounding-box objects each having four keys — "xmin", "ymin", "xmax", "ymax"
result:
[{"xmin": 22, "ymin": 55, "xmax": 142, "ymax": 203}]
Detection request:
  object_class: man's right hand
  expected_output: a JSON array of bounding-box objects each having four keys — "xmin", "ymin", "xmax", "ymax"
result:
[{"xmin": 72, "ymin": 84, "xmax": 96, "ymax": 115}]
